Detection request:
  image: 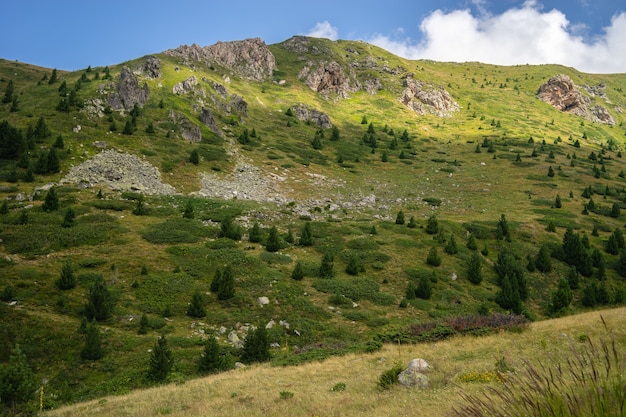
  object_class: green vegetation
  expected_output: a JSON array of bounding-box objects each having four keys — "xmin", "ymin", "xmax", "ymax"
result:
[{"xmin": 0, "ymin": 37, "xmax": 625, "ymax": 414}]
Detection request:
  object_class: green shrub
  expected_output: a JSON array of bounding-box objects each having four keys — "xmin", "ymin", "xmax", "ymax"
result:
[
  {"xmin": 141, "ymin": 218, "xmax": 212, "ymax": 244},
  {"xmin": 377, "ymin": 363, "xmax": 403, "ymax": 390}
]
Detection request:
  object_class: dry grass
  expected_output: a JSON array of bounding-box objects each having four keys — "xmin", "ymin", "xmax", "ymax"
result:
[{"xmin": 46, "ymin": 307, "xmax": 625, "ymax": 417}]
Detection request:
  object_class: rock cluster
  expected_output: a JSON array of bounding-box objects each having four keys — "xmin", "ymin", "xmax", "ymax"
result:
[
  {"xmin": 169, "ymin": 110, "xmax": 203, "ymax": 142},
  {"xmin": 290, "ymin": 104, "xmax": 332, "ymax": 128},
  {"xmin": 166, "ymin": 38, "xmax": 276, "ymax": 81},
  {"xmin": 398, "ymin": 358, "xmax": 430, "ymax": 388},
  {"xmin": 172, "ymin": 76, "xmax": 198, "ymax": 95},
  {"xmin": 537, "ymin": 74, "xmax": 615, "ymax": 125},
  {"xmin": 61, "ymin": 150, "xmax": 176, "ymax": 195},
  {"xmin": 400, "ymin": 75, "xmax": 459, "ymax": 116},
  {"xmin": 299, "ymin": 61, "xmax": 353, "ymax": 98},
  {"xmin": 141, "ymin": 56, "xmax": 161, "ymax": 78},
  {"xmin": 102, "ymin": 67, "xmax": 150, "ymax": 111}
]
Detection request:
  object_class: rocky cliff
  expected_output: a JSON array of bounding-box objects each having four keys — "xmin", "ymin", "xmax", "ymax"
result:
[
  {"xmin": 166, "ymin": 38, "xmax": 276, "ymax": 81},
  {"xmin": 537, "ymin": 74, "xmax": 615, "ymax": 125},
  {"xmin": 400, "ymin": 74, "xmax": 459, "ymax": 117}
]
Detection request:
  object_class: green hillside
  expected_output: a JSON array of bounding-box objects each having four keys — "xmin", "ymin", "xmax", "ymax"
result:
[{"xmin": 0, "ymin": 36, "xmax": 625, "ymax": 414}]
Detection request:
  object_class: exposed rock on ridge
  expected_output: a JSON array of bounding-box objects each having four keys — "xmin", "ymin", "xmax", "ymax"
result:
[
  {"xmin": 537, "ymin": 74, "xmax": 615, "ymax": 125},
  {"xmin": 61, "ymin": 150, "xmax": 176, "ymax": 195},
  {"xmin": 290, "ymin": 104, "xmax": 332, "ymax": 128},
  {"xmin": 298, "ymin": 61, "xmax": 354, "ymax": 98},
  {"xmin": 102, "ymin": 67, "xmax": 150, "ymax": 111},
  {"xmin": 166, "ymin": 38, "xmax": 276, "ymax": 81},
  {"xmin": 400, "ymin": 75, "xmax": 459, "ymax": 117}
]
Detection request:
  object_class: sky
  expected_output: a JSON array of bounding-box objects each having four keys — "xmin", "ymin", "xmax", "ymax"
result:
[{"xmin": 2, "ymin": 0, "xmax": 625, "ymax": 74}]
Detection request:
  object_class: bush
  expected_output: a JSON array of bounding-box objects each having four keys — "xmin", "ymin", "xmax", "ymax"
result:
[{"xmin": 377, "ymin": 363, "xmax": 403, "ymax": 390}]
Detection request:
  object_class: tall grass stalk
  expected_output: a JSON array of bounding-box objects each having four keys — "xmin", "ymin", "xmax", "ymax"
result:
[{"xmin": 452, "ymin": 317, "xmax": 625, "ymax": 417}]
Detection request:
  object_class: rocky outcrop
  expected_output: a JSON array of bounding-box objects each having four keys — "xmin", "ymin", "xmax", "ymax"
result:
[
  {"xmin": 172, "ymin": 76, "xmax": 198, "ymax": 95},
  {"xmin": 169, "ymin": 110, "xmax": 203, "ymax": 142},
  {"xmin": 290, "ymin": 104, "xmax": 332, "ymax": 128},
  {"xmin": 166, "ymin": 38, "xmax": 276, "ymax": 81},
  {"xmin": 229, "ymin": 95, "xmax": 248, "ymax": 116},
  {"xmin": 103, "ymin": 67, "xmax": 150, "ymax": 111},
  {"xmin": 60, "ymin": 150, "xmax": 176, "ymax": 195},
  {"xmin": 398, "ymin": 358, "xmax": 430, "ymax": 388},
  {"xmin": 141, "ymin": 56, "xmax": 161, "ymax": 78},
  {"xmin": 200, "ymin": 108, "xmax": 222, "ymax": 137},
  {"xmin": 537, "ymin": 74, "xmax": 615, "ymax": 125},
  {"xmin": 400, "ymin": 75, "xmax": 459, "ymax": 117},
  {"xmin": 299, "ymin": 61, "xmax": 353, "ymax": 98}
]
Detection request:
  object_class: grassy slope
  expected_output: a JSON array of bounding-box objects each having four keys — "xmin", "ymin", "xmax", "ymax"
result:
[
  {"xmin": 46, "ymin": 307, "xmax": 626, "ymax": 417},
  {"xmin": 0, "ymin": 36, "xmax": 626, "ymax": 411}
]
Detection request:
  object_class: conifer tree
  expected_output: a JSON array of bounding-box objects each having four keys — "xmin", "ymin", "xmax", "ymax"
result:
[
  {"xmin": 0, "ymin": 200, "xmax": 8, "ymax": 215},
  {"xmin": 198, "ymin": 335, "xmax": 229, "ymax": 374},
  {"xmin": 566, "ymin": 266, "xmax": 579, "ymax": 290},
  {"xmin": 405, "ymin": 281, "xmax": 417, "ymax": 299},
  {"xmin": 330, "ymin": 126, "xmax": 340, "ymax": 141},
  {"xmin": 319, "ymin": 252, "xmax": 335, "ymax": 278},
  {"xmin": 132, "ymin": 195, "xmax": 146, "ymax": 216},
  {"xmin": 444, "ymin": 234, "xmax": 458, "ymax": 254},
  {"xmin": 182, "ymin": 199, "xmax": 194, "ymax": 219},
  {"xmin": 415, "ymin": 274, "xmax": 432, "ymax": 299},
  {"xmin": 84, "ymin": 275, "xmax": 113, "ymax": 321},
  {"xmin": 425, "ymin": 214, "xmax": 439, "ymax": 235},
  {"xmin": 48, "ymin": 68, "xmax": 58, "ymax": 84},
  {"xmin": 466, "ymin": 234, "xmax": 478, "ymax": 250},
  {"xmin": 0, "ymin": 343, "xmax": 36, "ymax": 415},
  {"xmin": 42, "ymin": 186, "xmax": 59, "ymax": 212},
  {"xmin": 284, "ymin": 228, "xmax": 294, "ymax": 244},
  {"xmin": 56, "ymin": 259, "xmax": 76, "ymax": 290},
  {"xmin": 407, "ymin": 216, "xmax": 417, "ymax": 228},
  {"xmin": 187, "ymin": 291, "xmax": 206, "ymax": 318},
  {"xmin": 210, "ymin": 268, "xmax": 222, "ymax": 293},
  {"xmin": 298, "ymin": 222, "xmax": 313, "ymax": 246},
  {"xmin": 138, "ymin": 313, "xmax": 149, "ymax": 334},
  {"xmin": 81, "ymin": 319, "xmax": 104, "ymax": 360},
  {"xmin": 62, "ymin": 206, "xmax": 75, "ymax": 228},
  {"xmin": 535, "ymin": 244, "xmax": 552, "ymax": 273},
  {"xmin": 549, "ymin": 278, "xmax": 573, "ymax": 315},
  {"xmin": 240, "ymin": 326, "xmax": 270, "ymax": 364},
  {"xmin": 217, "ymin": 266, "xmax": 235, "ymax": 301},
  {"xmin": 291, "ymin": 261, "xmax": 304, "ymax": 281},
  {"xmin": 265, "ymin": 226, "xmax": 281, "ymax": 252},
  {"xmin": 395, "ymin": 210, "xmax": 405, "ymax": 225},
  {"xmin": 496, "ymin": 214, "xmax": 510, "ymax": 241},
  {"xmin": 249, "ymin": 221, "xmax": 263, "ymax": 243},
  {"xmin": 188, "ymin": 149, "xmax": 199, "ymax": 165},
  {"xmin": 345, "ymin": 254, "xmax": 360, "ymax": 276},
  {"xmin": 426, "ymin": 246, "xmax": 441, "ymax": 266},
  {"xmin": 2, "ymin": 79, "xmax": 14, "ymax": 104},
  {"xmin": 47, "ymin": 147, "xmax": 60, "ymax": 173},
  {"xmin": 496, "ymin": 274, "xmax": 522, "ymax": 314},
  {"xmin": 554, "ymin": 194, "xmax": 562, "ymax": 208},
  {"xmin": 148, "ymin": 334, "xmax": 174, "ymax": 382},
  {"xmin": 466, "ymin": 252, "xmax": 483, "ymax": 284},
  {"xmin": 219, "ymin": 216, "xmax": 242, "ymax": 240}
]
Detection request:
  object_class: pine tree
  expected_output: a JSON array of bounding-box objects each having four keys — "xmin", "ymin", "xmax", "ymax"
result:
[
  {"xmin": 187, "ymin": 291, "xmax": 206, "ymax": 318},
  {"xmin": 311, "ymin": 134, "xmax": 322, "ymax": 150},
  {"xmin": 330, "ymin": 126, "xmax": 340, "ymax": 141},
  {"xmin": 188, "ymin": 149, "xmax": 199, "ymax": 165},
  {"xmin": 47, "ymin": 147, "xmax": 60, "ymax": 173},
  {"xmin": 284, "ymin": 228, "xmax": 294, "ymax": 244},
  {"xmin": 395, "ymin": 210, "xmax": 405, "ymax": 225},
  {"xmin": 81, "ymin": 319, "xmax": 104, "ymax": 360},
  {"xmin": 219, "ymin": 216, "xmax": 242, "ymax": 240},
  {"xmin": 298, "ymin": 222, "xmax": 313, "ymax": 246},
  {"xmin": 407, "ymin": 216, "xmax": 417, "ymax": 228},
  {"xmin": 138, "ymin": 313, "xmax": 149, "ymax": 334},
  {"xmin": 554, "ymin": 194, "xmax": 562, "ymax": 208},
  {"xmin": 466, "ymin": 252, "xmax": 483, "ymax": 284},
  {"xmin": 56, "ymin": 259, "xmax": 76, "ymax": 290},
  {"xmin": 566, "ymin": 266, "xmax": 579, "ymax": 290},
  {"xmin": 48, "ymin": 68, "xmax": 58, "ymax": 84},
  {"xmin": 466, "ymin": 234, "xmax": 478, "ymax": 250},
  {"xmin": 535, "ymin": 244, "xmax": 552, "ymax": 273},
  {"xmin": 415, "ymin": 274, "xmax": 432, "ymax": 299},
  {"xmin": 240, "ymin": 326, "xmax": 271, "ymax": 364},
  {"xmin": 496, "ymin": 214, "xmax": 510, "ymax": 241},
  {"xmin": 0, "ymin": 200, "xmax": 8, "ymax": 215},
  {"xmin": 0, "ymin": 343, "xmax": 36, "ymax": 415},
  {"xmin": 122, "ymin": 120, "xmax": 134, "ymax": 135},
  {"xmin": 444, "ymin": 234, "xmax": 458, "ymax": 254},
  {"xmin": 319, "ymin": 252, "xmax": 335, "ymax": 278},
  {"xmin": 291, "ymin": 261, "xmax": 304, "ymax": 281},
  {"xmin": 62, "ymin": 206, "xmax": 75, "ymax": 228},
  {"xmin": 249, "ymin": 221, "xmax": 263, "ymax": 243},
  {"xmin": 182, "ymin": 200, "xmax": 194, "ymax": 219},
  {"xmin": 84, "ymin": 275, "xmax": 113, "ymax": 321},
  {"xmin": 549, "ymin": 278, "xmax": 573, "ymax": 316},
  {"xmin": 610, "ymin": 202, "xmax": 621, "ymax": 218},
  {"xmin": 132, "ymin": 195, "xmax": 146, "ymax": 216},
  {"xmin": 405, "ymin": 281, "xmax": 417, "ymax": 299},
  {"xmin": 148, "ymin": 335, "xmax": 174, "ymax": 382},
  {"xmin": 198, "ymin": 335, "xmax": 228, "ymax": 374},
  {"xmin": 18, "ymin": 209, "xmax": 28, "ymax": 225},
  {"xmin": 496, "ymin": 274, "xmax": 522, "ymax": 314},
  {"xmin": 265, "ymin": 226, "xmax": 281, "ymax": 252},
  {"xmin": 42, "ymin": 186, "xmax": 59, "ymax": 212},
  {"xmin": 217, "ymin": 266, "xmax": 235, "ymax": 300},
  {"xmin": 426, "ymin": 246, "xmax": 441, "ymax": 266},
  {"xmin": 345, "ymin": 254, "xmax": 360, "ymax": 276},
  {"xmin": 2, "ymin": 79, "xmax": 14, "ymax": 104},
  {"xmin": 425, "ymin": 214, "xmax": 439, "ymax": 235},
  {"xmin": 210, "ymin": 268, "xmax": 222, "ymax": 293}
]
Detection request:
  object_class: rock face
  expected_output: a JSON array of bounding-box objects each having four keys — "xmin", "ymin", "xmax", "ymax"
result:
[
  {"xmin": 61, "ymin": 150, "xmax": 176, "ymax": 195},
  {"xmin": 166, "ymin": 38, "xmax": 276, "ymax": 81},
  {"xmin": 537, "ymin": 74, "xmax": 615, "ymax": 125},
  {"xmin": 200, "ymin": 108, "xmax": 222, "ymax": 137},
  {"xmin": 400, "ymin": 75, "xmax": 459, "ymax": 117},
  {"xmin": 299, "ymin": 61, "xmax": 352, "ymax": 98},
  {"xmin": 141, "ymin": 56, "xmax": 161, "ymax": 78},
  {"xmin": 172, "ymin": 76, "xmax": 198, "ymax": 95},
  {"xmin": 105, "ymin": 67, "xmax": 150, "ymax": 111},
  {"xmin": 290, "ymin": 104, "xmax": 332, "ymax": 128},
  {"xmin": 169, "ymin": 110, "xmax": 204, "ymax": 142}
]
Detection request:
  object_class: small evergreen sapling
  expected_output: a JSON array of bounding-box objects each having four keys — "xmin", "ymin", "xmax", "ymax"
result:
[{"xmin": 148, "ymin": 334, "xmax": 174, "ymax": 382}]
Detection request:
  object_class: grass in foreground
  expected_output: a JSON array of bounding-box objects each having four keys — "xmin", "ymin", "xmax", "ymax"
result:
[{"xmin": 45, "ymin": 307, "xmax": 625, "ymax": 417}]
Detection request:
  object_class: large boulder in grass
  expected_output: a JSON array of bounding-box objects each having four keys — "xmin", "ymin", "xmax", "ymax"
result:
[{"xmin": 398, "ymin": 358, "xmax": 430, "ymax": 388}]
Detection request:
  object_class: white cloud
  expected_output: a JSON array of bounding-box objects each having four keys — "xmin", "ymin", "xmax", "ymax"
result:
[
  {"xmin": 304, "ymin": 21, "xmax": 339, "ymax": 41},
  {"xmin": 367, "ymin": 3, "xmax": 626, "ymax": 73}
]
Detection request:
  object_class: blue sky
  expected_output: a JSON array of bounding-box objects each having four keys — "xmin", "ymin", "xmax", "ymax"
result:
[{"xmin": 2, "ymin": 0, "xmax": 625, "ymax": 73}]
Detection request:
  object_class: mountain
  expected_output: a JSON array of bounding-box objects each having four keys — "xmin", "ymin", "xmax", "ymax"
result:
[{"xmin": 0, "ymin": 36, "xmax": 625, "ymax": 414}]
